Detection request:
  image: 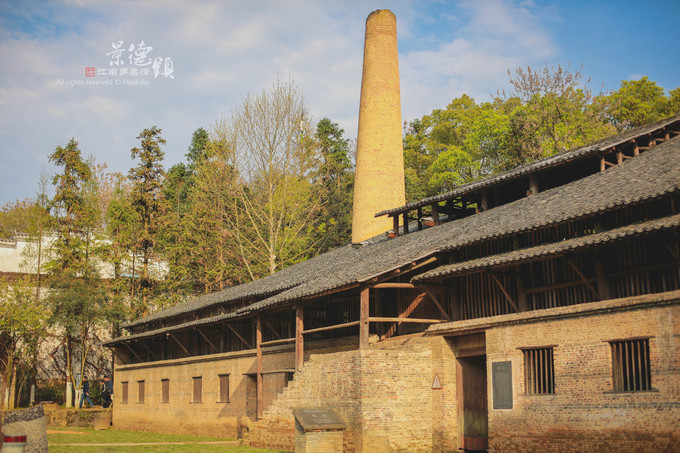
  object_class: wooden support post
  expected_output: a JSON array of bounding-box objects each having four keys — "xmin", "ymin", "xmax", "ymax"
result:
[
  {"xmin": 360, "ymin": 286, "xmax": 370, "ymax": 350},
  {"xmin": 432, "ymin": 204, "xmax": 440, "ymax": 225},
  {"xmin": 480, "ymin": 190, "xmax": 488, "ymax": 212},
  {"xmin": 393, "ymin": 215, "xmax": 400, "ymax": 237},
  {"xmin": 417, "ymin": 207, "xmax": 423, "ymax": 230},
  {"xmin": 403, "ymin": 212, "xmax": 409, "ymax": 234},
  {"xmin": 451, "ymin": 279, "xmax": 461, "ymax": 321},
  {"xmin": 295, "ymin": 305, "xmax": 304, "ymax": 372},
  {"xmin": 594, "ymin": 256, "xmax": 611, "ymax": 301},
  {"xmin": 600, "ymin": 156, "xmax": 606, "ymax": 172},
  {"xmin": 516, "ymin": 265, "xmax": 528, "ymax": 312},
  {"xmin": 374, "ymin": 287, "xmax": 383, "ymax": 337},
  {"xmin": 256, "ymin": 315, "xmax": 263, "ymax": 419},
  {"xmin": 529, "ymin": 174, "xmax": 539, "ymax": 195}
]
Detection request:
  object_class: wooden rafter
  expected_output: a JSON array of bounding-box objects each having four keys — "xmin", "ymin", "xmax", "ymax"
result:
[
  {"xmin": 195, "ymin": 328, "xmax": 218, "ymax": 353},
  {"xmin": 227, "ymin": 324, "xmax": 252, "ymax": 349},
  {"xmin": 168, "ymin": 333, "xmax": 190, "ymax": 355},
  {"xmin": 125, "ymin": 343, "xmax": 143, "ymax": 362},
  {"xmin": 567, "ymin": 258, "xmax": 600, "ymax": 300},
  {"xmin": 370, "ymin": 282, "xmax": 416, "ymax": 289},
  {"xmin": 385, "ymin": 291, "xmax": 427, "ymax": 339},
  {"xmin": 136, "ymin": 341, "xmax": 157, "ymax": 359},
  {"xmin": 421, "ymin": 286, "xmax": 452, "ymax": 321},
  {"xmin": 490, "ymin": 273, "xmax": 519, "ymax": 313},
  {"xmin": 302, "ymin": 320, "xmax": 360, "ymax": 335},
  {"xmin": 265, "ymin": 321, "xmax": 282, "ymax": 340},
  {"xmin": 370, "ymin": 317, "xmax": 442, "ymax": 324}
]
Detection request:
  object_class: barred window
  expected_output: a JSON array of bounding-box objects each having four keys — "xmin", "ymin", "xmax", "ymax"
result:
[
  {"xmin": 121, "ymin": 381, "xmax": 128, "ymax": 404},
  {"xmin": 523, "ymin": 347, "xmax": 555, "ymax": 394},
  {"xmin": 610, "ymin": 339, "xmax": 651, "ymax": 392},
  {"xmin": 161, "ymin": 379, "xmax": 169, "ymax": 403},
  {"xmin": 218, "ymin": 374, "xmax": 229, "ymax": 403},
  {"xmin": 192, "ymin": 376, "xmax": 202, "ymax": 403},
  {"xmin": 137, "ymin": 380, "xmax": 145, "ymax": 403}
]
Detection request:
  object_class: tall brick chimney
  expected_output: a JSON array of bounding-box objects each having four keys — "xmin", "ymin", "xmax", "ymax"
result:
[{"xmin": 352, "ymin": 9, "xmax": 406, "ymax": 243}]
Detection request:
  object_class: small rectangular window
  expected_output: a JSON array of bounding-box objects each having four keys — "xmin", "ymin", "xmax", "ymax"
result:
[
  {"xmin": 193, "ymin": 376, "xmax": 202, "ymax": 403},
  {"xmin": 121, "ymin": 382, "xmax": 128, "ymax": 404},
  {"xmin": 610, "ymin": 339, "xmax": 651, "ymax": 392},
  {"xmin": 523, "ymin": 347, "xmax": 554, "ymax": 394},
  {"xmin": 137, "ymin": 380, "xmax": 145, "ymax": 403},
  {"xmin": 219, "ymin": 374, "xmax": 229, "ymax": 403},
  {"xmin": 161, "ymin": 379, "xmax": 169, "ymax": 403}
]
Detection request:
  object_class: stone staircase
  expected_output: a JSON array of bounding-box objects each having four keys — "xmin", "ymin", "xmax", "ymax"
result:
[{"xmin": 244, "ymin": 348, "xmax": 361, "ymax": 451}]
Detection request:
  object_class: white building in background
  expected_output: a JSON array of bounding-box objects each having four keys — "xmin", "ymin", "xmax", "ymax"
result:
[{"xmin": 0, "ymin": 232, "xmax": 168, "ymax": 279}]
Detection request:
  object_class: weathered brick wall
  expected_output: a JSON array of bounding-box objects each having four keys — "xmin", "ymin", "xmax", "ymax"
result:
[
  {"xmin": 246, "ymin": 335, "xmax": 457, "ymax": 452},
  {"xmin": 112, "ymin": 346, "xmax": 294, "ymax": 438},
  {"xmin": 486, "ymin": 304, "xmax": 680, "ymax": 452}
]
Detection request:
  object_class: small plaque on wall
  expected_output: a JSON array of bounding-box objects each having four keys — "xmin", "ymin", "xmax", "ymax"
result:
[{"xmin": 492, "ymin": 361, "xmax": 513, "ymax": 409}]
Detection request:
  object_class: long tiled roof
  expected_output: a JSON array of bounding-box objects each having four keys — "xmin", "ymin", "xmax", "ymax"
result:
[
  {"xmin": 122, "ymin": 122, "xmax": 680, "ymax": 333},
  {"xmin": 124, "ymin": 243, "xmax": 358, "ymax": 328},
  {"xmin": 375, "ymin": 114, "xmax": 680, "ymax": 217},
  {"xmin": 240, "ymin": 135, "xmax": 680, "ymax": 313},
  {"xmin": 413, "ymin": 213, "xmax": 680, "ymax": 282}
]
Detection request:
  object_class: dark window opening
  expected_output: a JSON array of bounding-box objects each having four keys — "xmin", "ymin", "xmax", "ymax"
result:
[
  {"xmin": 610, "ymin": 339, "xmax": 651, "ymax": 392},
  {"xmin": 218, "ymin": 374, "xmax": 229, "ymax": 403},
  {"xmin": 121, "ymin": 381, "xmax": 128, "ymax": 404},
  {"xmin": 137, "ymin": 380, "xmax": 145, "ymax": 403},
  {"xmin": 523, "ymin": 347, "xmax": 554, "ymax": 394},
  {"xmin": 192, "ymin": 376, "xmax": 202, "ymax": 403},
  {"xmin": 161, "ymin": 379, "xmax": 169, "ymax": 403}
]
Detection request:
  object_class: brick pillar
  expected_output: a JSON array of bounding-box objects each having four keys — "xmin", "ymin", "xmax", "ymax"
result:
[{"xmin": 352, "ymin": 9, "xmax": 406, "ymax": 243}]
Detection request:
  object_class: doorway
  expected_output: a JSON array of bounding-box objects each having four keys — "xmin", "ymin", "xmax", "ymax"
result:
[{"xmin": 454, "ymin": 334, "xmax": 488, "ymax": 451}]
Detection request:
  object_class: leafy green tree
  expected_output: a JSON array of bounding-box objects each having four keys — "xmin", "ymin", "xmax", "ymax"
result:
[
  {"xmin": 0, "ymin": 199, "xmax": 36, "ymax": 239},
  {"xmin": 314, "ymin": 118, "xmax": 354, "ymax": 250},
  {"xmin": 501, "ymin": 65, "xmax": 615, "ymax": 165},
  {"xmin": 104, "ymin": 175, "xmax": 140, "ymax": 317},
  {"xmin": 0, "ymin": 276, "xmax": 49, "ymax": 409},
  {"xmin": 47, "ymin": 138, "xmax": 92, "ymax": 274},
  {"xmin": 402, "ymin": 95, "xmax": 511, "ymax": 200},
  {"xmin": 213, "ymin": 78, "xmax": 323, "ymax": 278},
  {"xmin": 186, "ymin": 127, "xmax": 210, "ymax": 172},
  {"xmin": 604, "ymin": 77, "xmax": 679, "ymax": 130},
  {"xmin": 47, "ymin": 265, "xmax": 114, "ymax": 399},
  {"xmin": 128, "ymin": 127, "xmax": 167, "ymax": 315},
  {"xmin": 164, "ymin": 127, "xmax": 211, "ymax": 220}
]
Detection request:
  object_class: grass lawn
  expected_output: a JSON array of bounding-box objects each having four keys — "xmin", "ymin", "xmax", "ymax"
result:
[{"xmin": 46, "ymin": 427, "xmax": 285, "ymax": 453}]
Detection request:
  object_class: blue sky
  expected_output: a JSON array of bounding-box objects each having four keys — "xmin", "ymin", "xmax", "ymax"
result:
[{"xmin": 0, "ymin": 0, "xmax": 679, "ymax": 208}]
